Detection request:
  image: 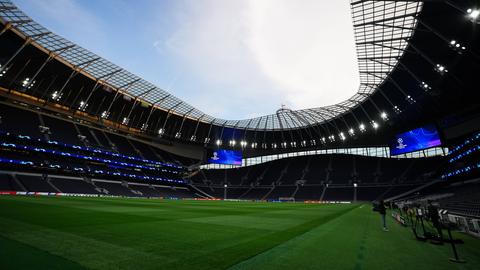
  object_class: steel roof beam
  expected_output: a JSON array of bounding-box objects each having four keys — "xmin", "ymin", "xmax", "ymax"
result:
[
  {"xmin": 354, "ymin": 12, "xmax": 418, "ymax": 28},
  {"xmin": 0, "ymin": 22, "xmax": 12, "ymax": 36},
  {"xmin": 103, "ymin": 78, "xmax": 141, "ymax": 116},
  {"xmin": 98, "ymin": 69, "xmax": 122, "ymax": 80},
  {"xmin": 29, "ymin": 31, "xmax": 50, "ymax": 39},
  {"xmin": 0, "ymin": 5, "xmax": 16, "ymax": 11},
  {"xmin": 356, "ymin": 37, "xmax": 407, "ymax": 46},
  {"xmin": 77, "ymin": 57, "xmax": 100, "ymax": 68},
  {"xmin": 8, "ymin": 19, "xmax": 32, "ymax": 25},
  {"xmin": 0, "ymin": 37, "xmax": 31, "ymax": 73},
  {"xmin": 51, "ymin": 44, "xmax": 75, "ymax": 53},
  {"xmin": 372, "ymin": 22, "xmax": 416, "ymax": 31},
  {"xmin": 177, "ymin": 107, "xmax": 196, "ymax": 138}
]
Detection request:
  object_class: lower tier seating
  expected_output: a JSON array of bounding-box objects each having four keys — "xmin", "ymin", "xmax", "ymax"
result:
[{"xmin": 0, "ymin": 171, "xmax": 195, "ymax": 198}]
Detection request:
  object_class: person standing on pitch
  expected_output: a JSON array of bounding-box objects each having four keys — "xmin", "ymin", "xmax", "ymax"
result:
[
  {"xmin": 378, "ymin": 200, "xmax": 388, "ymax": 231},
  {"xmin": 427, "ymin": 200, "xmax": 443, "ymax": 241}
]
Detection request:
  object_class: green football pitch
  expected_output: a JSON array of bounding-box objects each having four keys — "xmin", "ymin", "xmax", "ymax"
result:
[{"xmin": 0, "ymin": 196, "xmax": 479, "ymax": 270}]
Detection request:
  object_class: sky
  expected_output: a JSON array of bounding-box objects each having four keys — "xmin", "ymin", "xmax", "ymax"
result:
[{"xmin": 13, "ymin": 0, "xmax": 359, "ymax": 120}]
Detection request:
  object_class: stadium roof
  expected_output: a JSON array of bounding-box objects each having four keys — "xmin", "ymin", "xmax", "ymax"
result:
[{"xmin": 0, "ymin": 0, "xmax": 422, "ymax": 130}]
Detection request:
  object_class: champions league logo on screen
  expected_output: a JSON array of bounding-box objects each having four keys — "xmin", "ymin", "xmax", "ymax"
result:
[
  {"xmin": 210, "ymin": 151, "xmax": 220, "ymax": 161},
  {"xmin": 389, "ymin": 124, "xmax": 442, "ymax": 156},
  {"xmin": 396, "ymin": 138, "xmax": 407, "ymax": 150},
  {"xmin": 207, "ymin": 149, "xmax": 242, "ymax": 165}
]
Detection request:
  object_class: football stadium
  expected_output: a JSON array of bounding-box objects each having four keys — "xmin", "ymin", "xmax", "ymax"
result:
[{"xmin": 1, "ymin": 0, "xmax": 480, "ymax": 269}]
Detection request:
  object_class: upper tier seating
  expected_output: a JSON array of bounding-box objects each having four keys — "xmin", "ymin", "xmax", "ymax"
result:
[
  {"xmin": 0, "ymin": 103, "xmax": 43, "ymax": 138},
  {"xmin": 42, "ymin": 115, "xmax": 82, "ymax": 145}
]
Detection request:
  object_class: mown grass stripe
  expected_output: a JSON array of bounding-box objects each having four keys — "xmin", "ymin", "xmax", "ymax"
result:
[
  {"xmin": 0, "ymin": 217, "xmax": 176, "ymax": 269},
  {"xmin": 162, "ymin": 205, "xmax": 358, "ymax": 270}
]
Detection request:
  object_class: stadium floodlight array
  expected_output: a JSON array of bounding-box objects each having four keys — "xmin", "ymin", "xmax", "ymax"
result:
[
  {"xmin": 467, "ymin": 8, "xmax": 480, "ymax": 22},
  {"xmin": 449, "ymin": 40, "xmax": 466, "ymax": 53},
  {"xmin": 1, "ymin": 131, "xmax": 182, "ymax": 169},
  {"xmin": 0, "ymin": 64, "xmax": 8, "ymax": 77},
  {"xmin": 0, "ymin": 157, "xmax": 186, "ymax": 184}
]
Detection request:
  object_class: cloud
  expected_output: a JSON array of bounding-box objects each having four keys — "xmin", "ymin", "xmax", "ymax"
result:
[
  {"xmin": 13, "ymin": 0, "xmax": 108, "ymax": 53},
  {"xmin": 149, "ymin": 0, "xmax": 283, "ymax": 119},
  {"xmin": 246, "ymin": 0, "xmax": 359, "ymax": 109},
  {"xmin": 151, "ymin": 0, "xmax": 359, "ymax": 119}
]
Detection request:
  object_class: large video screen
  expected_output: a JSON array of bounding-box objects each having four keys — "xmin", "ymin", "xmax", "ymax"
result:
[
  {"xmin": 389, "ymin": 124, "xmax": 442, "ymax": 156},
  {"xmin": 207, "ymin": 149, "xmax": 242, "ymax": 165}
]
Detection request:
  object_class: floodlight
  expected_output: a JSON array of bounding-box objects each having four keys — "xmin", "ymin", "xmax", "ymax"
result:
[
  {"xmin": 393, "ymin": 105, "xmax": 401, "ymax": 114},
  {"xmin": 0, "ymin": 63, "xmax": 7, "ymax": 77},
  {"xmin": 51, "ymin": 91, "xmax": 62, "ymax": 101},
  {"xmin": 435, "ymin": 64, "xmax": 448, "ymax": 74},
  {"xmin": 405, "ymin": 95, "xmax": 416, "ymax": 104},
  {"xmin": 79, "ymin": 101, "xmax": 88, "ymax": 110},
  {"xmin": 22, "ymin": 78, "xmax": 30, "ymax": 87},
  {"xmin": 420, "ymin": 81, "xmax": 431, "ymax": 92},
  {"xmin": 467, "ymin": 8, "xmax": 479, "ymax": 20}
]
